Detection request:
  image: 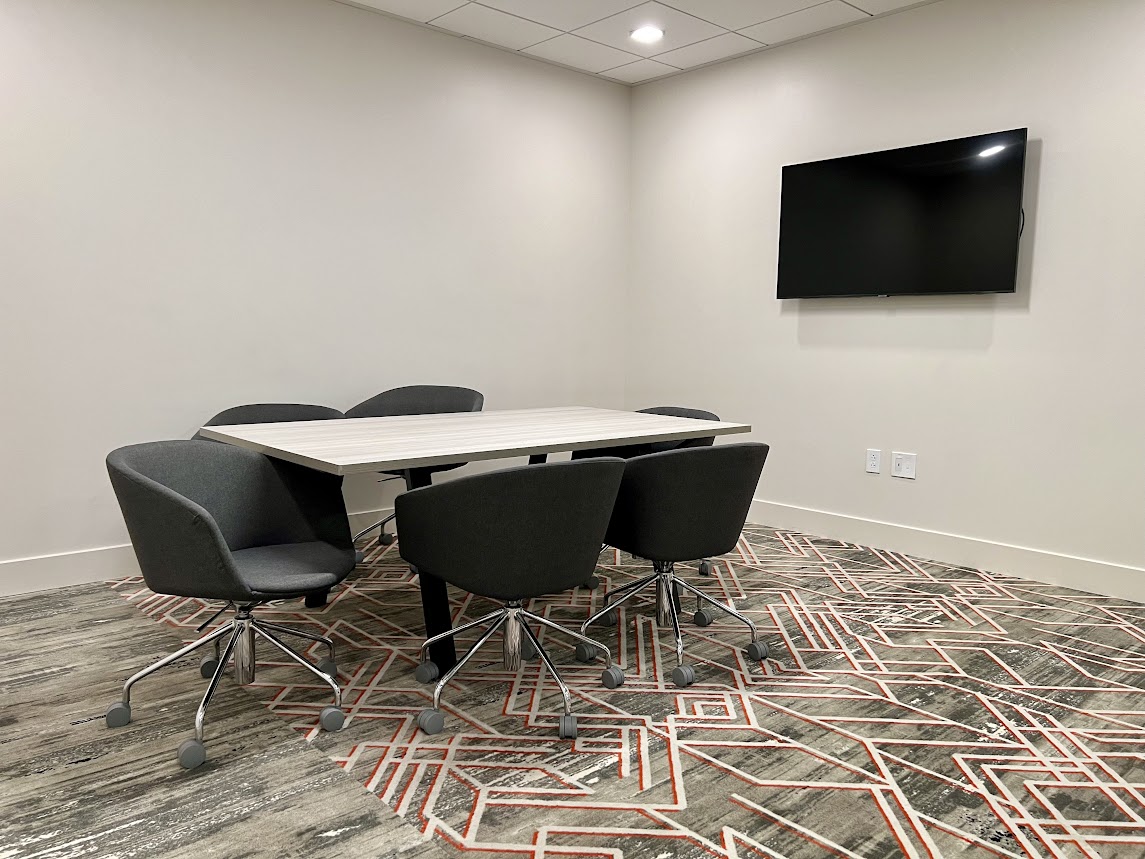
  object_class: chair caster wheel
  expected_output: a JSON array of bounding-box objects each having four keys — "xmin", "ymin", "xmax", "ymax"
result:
[
  {"xmin": 378, "ymin": 532, "xmax": 395, "ymax": 546},
  {"xmin": 595, "ymin": 610, "xmax": 617, "ymax": 627},
  {"xmin": 575, "ymin": 642, "xmax": 597, "ymax": 663},
  {"xmin": 319, "ymin": 705, "xmax": 345, "ymax": 732},
  {"xmin": 520, "ymin": 639, "xmax": 538, "ymax": 661},
  {"xmin": 177, "ymin": 738, "xmax": 207, "ymax": 770},
  {"xmin": 199, "ymin": 654, "xmax": 221, "ymax": 679},
  {"xmin": 745, "ymin": 641, "xmax": 769, "ymax": 661},
  {"xmin": 417, "ymin": 708, "xmax": 445, "ymax": 735},
  {"xmin": 698, "ymin": 560, "xmax": 716, "ymax": 577},
  {"xmin": 305, "ymin": 591, "xmax": 329, "ymax": 608},
  {"xmin": 414, "ymin": 661, "xmax": 440, "ymax": 683},
  {"xmin": 558, "ymin": 713, "xmax": 577, "ymax": 739},
  {"xmin": 583, "ymin": 575, "xmax": 600, "ymax": 590},
  {"xmin": 354, "ymin": 550, "xmax": 365, "ymax": 565},
  {"xmin": 601, "ymin": 665, "xmax": 625, "ymax": 689},
  {"xmin": 671, "ymin": 664, "xmax": 696, "ymax": 687},
  {"xmin": 693, "ymin": 609, "xmax": 714, "ymax": 627},
  {"xmin": 105, "ymin": 701, "xmax": 131, "ymax": 728},
  {"xmin": 317, "ymin": 657, "xmax": 337, "ymax": 678}
]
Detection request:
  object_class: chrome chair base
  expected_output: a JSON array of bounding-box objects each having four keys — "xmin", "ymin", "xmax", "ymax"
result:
[
  {"xmin": 105, "ymin": 604, "xmax": 345, "ymax": 769},
  {"xmin": 413, "ymin": 602, "xmax": 625, "ymax": 739},
  {"xmin": 581, "ymin": 561, "xmax": 768, "ymax": 687}
]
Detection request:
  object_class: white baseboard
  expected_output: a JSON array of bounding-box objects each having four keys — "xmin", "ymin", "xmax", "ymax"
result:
[
  {"xmin": 0, "ymin": 507, "xmax": 394, "ymax": 598},
  {"xmin": 13, "ymin": 502, "xmax": 1139, "ymax": 604},
  {"xmin": 0, "ymin": 543, "xmax": 141, "ymax": 596},
  {"xmin": 749, "ymin": 499, "xmax": 1145, "ymax": 603}
]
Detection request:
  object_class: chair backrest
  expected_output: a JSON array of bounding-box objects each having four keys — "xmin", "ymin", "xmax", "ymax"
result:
[
  {"xmin": 345, "ymin": 385, "xmax": 483, "ymax": 419},
  {"xmin": 195, "ymin": 402, "xmax": 345, "ymax": 439},
  {"xmin": 572, "ymin": 405, "xmax": 720, "ymax": 460},
  {"xmin": 396, "ymin": 459, "xmax": 625, "ymax": 602},
  {"xmin": 107, "ymin": 440, "xmax": 350, "ymax": 599},
  {"xmin": 604, "ymin": 442, "xmax": 769, "ymax": 563},
  {"xmin": 639, "ymin": 406, "xmax": 719, "ymax": 453}
]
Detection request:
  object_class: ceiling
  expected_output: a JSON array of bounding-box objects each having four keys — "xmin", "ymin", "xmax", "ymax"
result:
[{"xmin": 337, "ymin": 0, "xmax": 937, "ymax": 85}]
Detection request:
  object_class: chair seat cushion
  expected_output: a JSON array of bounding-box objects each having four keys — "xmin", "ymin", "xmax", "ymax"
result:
[{"xmin": 231, "ymin": 541, "xmax": 355, "ymax": 598}]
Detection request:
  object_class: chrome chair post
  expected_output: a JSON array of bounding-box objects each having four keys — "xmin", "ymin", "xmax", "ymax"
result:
[
  {"xmin": 503, "ymin": 605, "xmax": 524, "ymax": 672},
  {"xmin": 656, "ymin": 563, "xmax": 676, "ymax": 627},
  {"xmin": 233, "ymin": 610, "xmax": 257, "ymax": 685}
]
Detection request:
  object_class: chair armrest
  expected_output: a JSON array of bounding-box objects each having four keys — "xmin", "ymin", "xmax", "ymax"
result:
[{"xmin": 108, "ymin": 465, "xmax": 244, "ymax": 600}]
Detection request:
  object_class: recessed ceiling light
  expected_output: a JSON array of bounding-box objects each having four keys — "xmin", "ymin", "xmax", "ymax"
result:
[
  {"xmin": 630, "ymin": 26, "xmax": 664, "ymax": 45},
  {"xmin": 979, "ymin": 145, "xmax": 1006, "ymax": 158}
]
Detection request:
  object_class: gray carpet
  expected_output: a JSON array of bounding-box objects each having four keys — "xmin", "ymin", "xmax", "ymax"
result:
[
  {"xmin": 0, "ymin": 582, "xmax": 449, "ymax": 859},
  {"xmin": 7, "ymin": 524, "xmax": 1145, "ymax": 858}
]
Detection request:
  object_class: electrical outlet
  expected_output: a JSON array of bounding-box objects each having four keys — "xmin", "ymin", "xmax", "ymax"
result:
[
  {"xmin": 866, "ymin": 449, "xmax": 881, "ymax": 474},
  {"xmin": 891, "ymin": 452, "xmax": 917, "ymax": 479}
]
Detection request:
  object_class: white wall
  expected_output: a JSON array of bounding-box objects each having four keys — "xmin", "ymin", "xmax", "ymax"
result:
[
  {"xmin": 0, "ymin": 0, "xmax": 630, "ymax": 591},
  {"xmin": 627, "ymin": 0, "xmax": 1145, "ymax": 596},
  {"xmin": 5, "ymin": 0, "xmax": 1144, "ymax": 600}
]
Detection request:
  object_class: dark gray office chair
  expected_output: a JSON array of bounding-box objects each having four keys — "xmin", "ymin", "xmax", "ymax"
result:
[
  {"xmin": 105, "ymin": 440, "xmax": 356, "ymax": 769},
  {"xmin": 397, "ymin": 459, "xmax": 627, "ymax": 739},
  {"xmin": 580, "ymin": 443, "xmax": 770, "ymax": 688},
  {"xmin": 574, "ymin": 406, "xmax": 722, "ymax": 577},
  {"xmin": 345, "ymin": 385, "xmax": 484, "ymax": 547},
  {"xmin": 572, "ymin": 406, "xmax": 719, "ymax": 460},
  {"xmin": 196, "ymin": 403, "xmax": 346, "ymax": 435},
  {"xmin": 196, "ymin": 402, "xmax": 348, "ymax": 603}
]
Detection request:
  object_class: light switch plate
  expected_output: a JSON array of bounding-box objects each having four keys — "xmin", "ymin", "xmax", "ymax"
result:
[{"xmin": 891, "ymin": 452, "xmax": 917, "ymax": 479}]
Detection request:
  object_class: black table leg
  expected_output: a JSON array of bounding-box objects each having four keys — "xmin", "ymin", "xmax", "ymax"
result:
[
  {"xmin": 528, "ymin": 453, "xmax": 548, "ymax": 464},
  {"xmin": 404, "ymin": 468, "xmax": 458, "ymax": 671}
]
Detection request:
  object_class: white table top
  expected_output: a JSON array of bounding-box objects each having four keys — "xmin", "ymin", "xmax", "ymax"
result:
[{"xmin": 197, "ymin": 406, "xmax": 751, "ymax": 475}]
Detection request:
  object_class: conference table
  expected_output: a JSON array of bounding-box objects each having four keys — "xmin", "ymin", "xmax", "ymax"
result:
[{"xmin": 199, "ymin": 406, "xmax": 751, "ymax": 669}]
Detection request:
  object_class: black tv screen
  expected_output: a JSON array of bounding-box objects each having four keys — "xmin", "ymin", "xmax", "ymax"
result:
[{"xmin": 777, "ymin": 128, "xmax": 1028, "ymax": 298}]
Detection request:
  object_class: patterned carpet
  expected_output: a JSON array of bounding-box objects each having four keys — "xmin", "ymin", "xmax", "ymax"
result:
[{"xmin": 110, "ymin": 525, "xmax": 1145, "ymax": 858}]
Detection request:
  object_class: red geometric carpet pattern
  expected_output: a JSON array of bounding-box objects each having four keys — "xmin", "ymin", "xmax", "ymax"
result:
[{"xmin": 110, "ymin": 525, "xmax": 1145, "ymax": 858}]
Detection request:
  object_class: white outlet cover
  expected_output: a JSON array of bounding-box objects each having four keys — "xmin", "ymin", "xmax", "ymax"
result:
[{"xmin": 866, "ymin": 449, "xmax": 881, "ymax": 474}]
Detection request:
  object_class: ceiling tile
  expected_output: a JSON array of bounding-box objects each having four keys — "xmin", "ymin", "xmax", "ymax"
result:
[
  {"xmin": 848, "ymin": 0, "xmax": 930, "ymax": 14},
  {"xmin": 477, "ymin": 1, "xmax": 647, "ymax": 32},
  {"xmin": 347, "ymin": 0, "xmax": 467, "ymax": 23},
  {"xmin": 651, "ymin": 31, "xmax": 762, "ymax": 69},
  {"xmin": 739, "ymin": 1, "xmax": 868, "ymax": 45},
  {"xmin": 600, "ymin": 58, "xmax": 680, "ymax": 83},
  {"xmin": 574, "ymin": 2, "xmax": 725, "ymax": 59},
  {"xmin": 429, "ymin": 3, "xmax": 561, "ymax": 50},
  {"xmin": 660, "ymin": 1, "xmax": 821, "ymax": 31},
  {"xmin": 523, "ymin": 34, "xmax": 643, "ymax": 74}
]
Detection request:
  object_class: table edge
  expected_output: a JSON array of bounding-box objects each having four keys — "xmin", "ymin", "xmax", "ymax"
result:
[{"xmin": 197, "ymin": 421, "xmax": 752, "ymax": 476}]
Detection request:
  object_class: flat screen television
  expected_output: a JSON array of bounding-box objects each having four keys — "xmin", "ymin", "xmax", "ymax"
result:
[{"xmin": 777, "ymin": 128, "xmax": 1028, "ymax": 299}]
